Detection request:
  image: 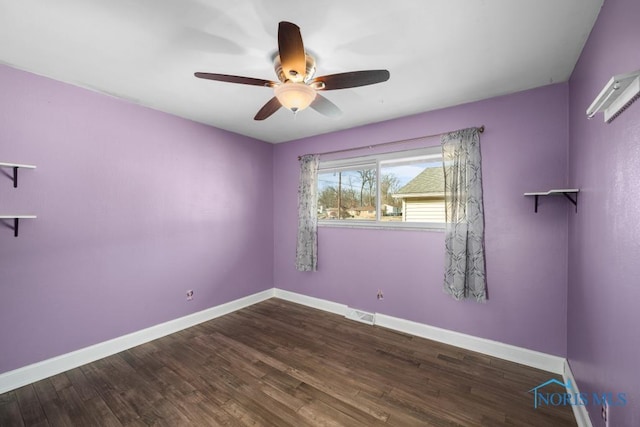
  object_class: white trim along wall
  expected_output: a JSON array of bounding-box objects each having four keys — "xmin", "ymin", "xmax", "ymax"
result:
[
  {"xmin": 0, "ymin": 289, "xmax": 274, "ymax": 394},
  {"xmin": 0, "ymin": 287, "xmax": 587, "ymax": 427}
]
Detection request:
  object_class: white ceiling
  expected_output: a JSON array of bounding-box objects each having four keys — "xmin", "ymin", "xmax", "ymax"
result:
[{"xmin": 0, "ymin": 0, "xmax": 603, "ymax": 143}]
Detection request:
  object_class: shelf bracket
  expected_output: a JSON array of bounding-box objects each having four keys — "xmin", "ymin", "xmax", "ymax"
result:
[
  {"xmin": 1, "ymin": 218, "xmax": 22, "ymax": 237},
  {"xmin": 1, "ymin": 216, "xmax": 36, "ymax": 238},
  {"xmin": 562, "ymin": 192, "xmax": 578, "ymax": 212},
  {"xmin": 0, "ymin": 162, "xmax": 36, "ymax": 188}
]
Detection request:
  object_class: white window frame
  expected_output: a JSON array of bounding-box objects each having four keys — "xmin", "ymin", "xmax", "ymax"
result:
[{"xmin": 317, "ymin": 146, "xmax": 445, "ymax": 231}]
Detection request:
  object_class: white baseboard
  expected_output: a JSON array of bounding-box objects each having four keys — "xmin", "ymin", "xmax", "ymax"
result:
[
  {"xmin": 563, "ymin": 360, "xmax": 593, "ymax": 427},
  {"xmin": 0, "ymin": 288, "xmax": 274, "ymax": 394},
  {"xmin": 273, "ymin": 288, "xmax": 348, "ymax": 316},
  {"xmin": 274, "ymin": 289, "xmax": 565, "ymax": 375},
  {"xmin": 375, "ymin": 313, "xmax": 566, "ymax": 374},
  {"xmin": 0, "ymin": 286, "xmax": 575, "ymax": 403}
]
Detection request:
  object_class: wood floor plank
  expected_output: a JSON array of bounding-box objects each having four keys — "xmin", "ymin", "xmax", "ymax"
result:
[
  {"xmin": 79, "ymin": 360, "xmax": 150, "ymax": 426},
  {"xmin": 0, "ymin": 391, "xmax": 17, "ymax": 406},
  {"xmin": 39, "ymin": 398, "xmax": 76, "ymax": 427},
  {"xmin": 14, "ymin": 385, "xmax": 49, "ymax": 427},
  {"xmin": 79, "ymin": 396, "xmax": 122, "ymax": 427},
  {"xmin": 47, "ymin": 374, "xmax": 71, "ymax": 393},
  {"xmin": 0, "ymin": 393, "xmax": 25, "ymax": 427},
  {"xmin": 31, "ymin": 381, "xmax": 58, "ymax": 405},
  {"xmin": 0, "ymin": 299, "xmax": 577, "ymax": 426},
  {"xmin": 296, "ymin": 382, "xmax": 388, "ymax": 426},
  {"xmin": 64, "ymin": 367, "xmax": 100, "ymax": 402}
]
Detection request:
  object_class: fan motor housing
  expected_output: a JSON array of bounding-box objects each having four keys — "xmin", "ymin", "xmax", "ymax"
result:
[{"xmin": 274, "ymin": 54, "xmax": 317, "ymax": 83}]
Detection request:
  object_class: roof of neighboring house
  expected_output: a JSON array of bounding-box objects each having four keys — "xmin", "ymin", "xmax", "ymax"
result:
[{"xmin": 393, "ymin": 167, "xmax": 444, "ymax": 198}]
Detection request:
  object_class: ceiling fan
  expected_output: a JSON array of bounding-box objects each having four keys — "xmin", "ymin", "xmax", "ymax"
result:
[{"xmin": 194, "ymin": 21, "xmax": 390, "ymax": 121}]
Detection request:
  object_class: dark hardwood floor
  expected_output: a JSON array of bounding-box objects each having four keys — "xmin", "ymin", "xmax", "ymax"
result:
[{"xmin": 0, "ymin": 299, "xmax": 577, "ymax": 426}]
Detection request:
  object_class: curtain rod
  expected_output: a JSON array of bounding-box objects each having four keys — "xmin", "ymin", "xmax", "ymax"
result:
[{"xmin": 298, "ymin": 125, "xmax": 484, "ymax": 160}]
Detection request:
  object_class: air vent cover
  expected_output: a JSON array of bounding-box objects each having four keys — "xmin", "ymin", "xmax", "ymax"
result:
[
  {"xmin": 345, "ymin": 308, "xmax": 376, "ymax": 325},
  {"xmin": 586, "ymin": 70, "xmax": 640, "ymax": 123}
]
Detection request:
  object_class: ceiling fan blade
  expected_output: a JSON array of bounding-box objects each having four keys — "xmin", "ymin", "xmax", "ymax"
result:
[
  {"xmin": 194, "ymin": 72, "xmax": 276, "ymax": 87},
  {"xmin": 312, "ymin": 70, "xmax": 390, "ymax": 90},
  {"xmin": 310, "ymin": 94, "xmax": 342, "ymax": 118},
  {"xmin": 278, "ymin": 21, "xmax": 306, "ymax": 81},
  {"xmin": 254, "ymin": 97, "xmax": 282, "ymax": 121}
]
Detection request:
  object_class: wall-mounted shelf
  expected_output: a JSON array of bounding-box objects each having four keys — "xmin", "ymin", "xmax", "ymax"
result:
[
  {"xmin": 0, "ymin": 215, "xmax": 37, "ymax": 237},
  {"xmin": 524, "ymin": 189, "xmax": 579, "ymax": 213},
  {"xmin": 0, "ymin": 162, "xmax": 37, "ymax": 188}
]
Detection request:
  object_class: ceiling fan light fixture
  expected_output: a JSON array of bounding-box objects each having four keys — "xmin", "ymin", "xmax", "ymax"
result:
[
  {"xmin": 194, "ymin": 22, "xmax": 389, "ymax": 121},
  {"xmin": 274, "ymin": 82, "xmax": 316, "ymax": 112}
]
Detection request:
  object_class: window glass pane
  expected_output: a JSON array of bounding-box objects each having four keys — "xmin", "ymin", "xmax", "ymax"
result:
[
  {"xmin": 316, "ymin": 147, "xmax": 445, "ymax": 228},
  {"xmin": 381, "ymin": 159, "xmax": 445, "ymax": 223},
  {"xmin": 318, "ymin": 167, "xmax": 377, "ymax": 220}
]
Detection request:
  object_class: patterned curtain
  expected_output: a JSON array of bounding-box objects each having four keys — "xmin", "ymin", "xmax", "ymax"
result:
[
  {"xmin": 441, "ymin": 128, "xmax": 487, "ymax": 302},
  {"xmin": 295, "ymin": 154, "xmax": 319, "ymax": 271}
]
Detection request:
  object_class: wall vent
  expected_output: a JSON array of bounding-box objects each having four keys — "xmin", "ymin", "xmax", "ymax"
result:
[
  {"xmin": 586, "ymin": 70, "xmax": 640, "ymax": 123},
  {"xmin": 345, "ymin": 308, "xmax": 376, "ymax": 325}
]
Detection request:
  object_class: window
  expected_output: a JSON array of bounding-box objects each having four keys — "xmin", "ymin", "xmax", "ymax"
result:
[{"xmin": 317, "ymin": 147, "xmax": 445, "ymax": 229}]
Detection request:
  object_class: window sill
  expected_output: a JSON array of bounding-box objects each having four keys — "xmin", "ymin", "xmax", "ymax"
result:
[{"xmin": 318, "ymin": 220, "xmax": 445, "ymax": 232}]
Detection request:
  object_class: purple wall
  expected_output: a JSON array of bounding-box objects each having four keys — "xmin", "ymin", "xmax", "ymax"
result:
[
  {"xmin": 0, "ymin": 64, "xmax": 273, "ymax": 374},
  {"xmin": 568, "ymin": 0, "xmax": 640, "ymax": 425},
  {"xmin": 7, "ymin": 10, "xmax": 637, "ymax": 424},
  {"xmin": 274, "ymin": 83, "xmax": 570, "ymax": 356}
]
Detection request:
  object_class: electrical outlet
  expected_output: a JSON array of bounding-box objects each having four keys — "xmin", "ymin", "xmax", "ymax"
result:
[
  {"xmin": 186, "ymin": 290, "xmax": 194, "ymax": 301},
  {"xmin": 377, "ymin": 289, "xmax": 384, "ymax": 300}
]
